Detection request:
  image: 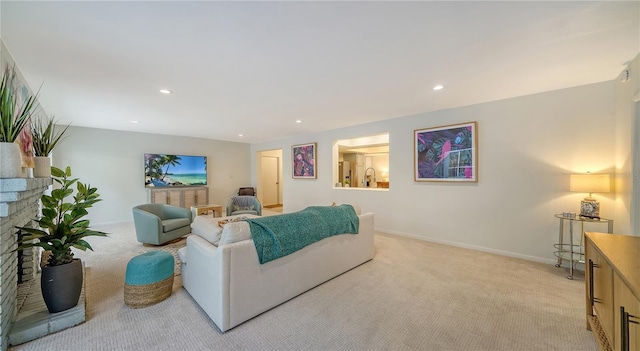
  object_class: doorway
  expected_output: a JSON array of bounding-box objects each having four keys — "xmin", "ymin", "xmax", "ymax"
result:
[{"xmin": 257, "ymin": 149, "xmax": 283, "ymax": 209}]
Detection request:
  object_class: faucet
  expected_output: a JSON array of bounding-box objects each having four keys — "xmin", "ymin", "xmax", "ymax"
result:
[{"xmin": 364, "ymin": 168, "xmax": 376, "ymax": 187}]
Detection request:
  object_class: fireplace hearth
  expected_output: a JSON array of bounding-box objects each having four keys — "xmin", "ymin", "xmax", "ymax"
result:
[{"xmin": 0, "ymin": 177, "xmax": 52, "ymax": 351}]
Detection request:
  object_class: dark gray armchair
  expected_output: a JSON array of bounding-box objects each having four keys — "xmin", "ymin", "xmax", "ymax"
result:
[
  {"xmin": 225, "ymin": 196, "xmax": 262, "ymax": 216},
  {"xmin": 132, "ymin": 203, "xmax": 193, "ymax": 245}
]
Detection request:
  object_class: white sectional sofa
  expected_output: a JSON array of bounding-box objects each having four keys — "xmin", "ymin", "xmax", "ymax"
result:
[{"xmin": 177, "ymin": 211, "xmax": 374, "ymax": 332}]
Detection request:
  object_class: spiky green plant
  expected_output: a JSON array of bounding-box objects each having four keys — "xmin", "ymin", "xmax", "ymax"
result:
[
  {"xmin": 31, "ymin": 116, "xmax": 70, "ymax": 156},
  {"xmin": 0, "ymin": 65, "xmax": 39, "ymax": 142},
  {"xmin": 16, "ymin": 166, "xmax": 108, "ymax": 266}
]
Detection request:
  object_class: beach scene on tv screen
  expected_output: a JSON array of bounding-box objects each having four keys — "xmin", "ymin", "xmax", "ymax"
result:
[{"xmin": 145, "ymin": 154, "xmax": 207, "ymax": 187}]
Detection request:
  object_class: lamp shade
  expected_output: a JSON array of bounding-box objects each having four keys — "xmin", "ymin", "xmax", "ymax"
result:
[{"xmin": 569, "ymin": 174, "xmax": 611, "ymax": 193}]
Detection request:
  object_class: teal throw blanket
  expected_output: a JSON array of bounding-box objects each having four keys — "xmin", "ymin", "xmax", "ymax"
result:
[{"xmin": 245, "ymin": 204, "xmax": 359, "ymax": 264}]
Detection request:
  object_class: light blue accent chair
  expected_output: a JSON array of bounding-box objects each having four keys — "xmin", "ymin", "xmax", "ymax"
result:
[
  {"xmin": 132, "ymin": 203, "xmax": 193, "ymax": 245},
  {"xmin": 225, "ymin": 196, "xmax": 262, "ymax": 216}
]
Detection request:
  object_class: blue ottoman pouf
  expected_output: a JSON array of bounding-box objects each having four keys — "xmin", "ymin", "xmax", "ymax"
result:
[{"xmin": 124, "ymin": 251, "xmax": 174, "ymax": 308}]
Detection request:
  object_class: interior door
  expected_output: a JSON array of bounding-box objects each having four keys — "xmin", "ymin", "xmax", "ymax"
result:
[{"xmin": 261, "ymin": 156, "xmax": 279, "ymax": 207}]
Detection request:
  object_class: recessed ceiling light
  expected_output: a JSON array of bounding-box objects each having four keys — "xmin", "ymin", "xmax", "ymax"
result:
[
  {"xmin": 159, "ymin": 89, "xmax": 172, "ymax": 94},
  {"xmin": 238, "ymin": 134, "xmax": 244, "ymax": 137},
  {"xmin": 295, "ymin": 120, "xmax": 302, "ymax": 124},
  {"xmin": 131, "ymin": 120, "xmax": 139, "ymax": 124},
  {"xmin": 433, "ymin": 85, "xmax": 444, "ymax": 91}
]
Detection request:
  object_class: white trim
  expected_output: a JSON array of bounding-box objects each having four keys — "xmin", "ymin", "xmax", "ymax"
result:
[
  {"xmin": 633, "ymin": 101, "xmax": 640, "ymax": 236},
  {"xmin": 93, "ymin": 220, "xmax": 132, "ymax": 228}
]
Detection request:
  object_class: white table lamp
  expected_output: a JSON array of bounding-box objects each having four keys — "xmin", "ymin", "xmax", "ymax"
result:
[{"xmin": 569, "ymin": 173, "xmax": 610, "ymax": 219}]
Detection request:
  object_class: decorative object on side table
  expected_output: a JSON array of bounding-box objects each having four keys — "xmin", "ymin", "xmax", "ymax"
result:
[
  {"xmin": 414, "ymin": 121, "xmax": 477, "ymax": 182},
  {"xmin": 0, "ymin": 65, "xmax": 39, "ymax": 178},
  {"xmin": 191, "ymin": 204, "xmax": 223, "ymax": 218},
  {"xmin": 31, "ymin": 116, "xmax": 71, "ymax": 177},
  {"xmin": 16, "ymin": 166, "xmax": 108, "ymax": 313},
  {"xmin": 569, "ymin": 172, "xmax": 611, "ymax": 219}
]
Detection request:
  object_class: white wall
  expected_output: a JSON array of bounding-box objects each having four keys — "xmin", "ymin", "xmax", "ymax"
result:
[
  {"xmin": 52, "ymin": 126, "xmax": 251, "ymax": 225},
  {"xmin": 613, "ymin": 54, "xmax": 640, "ymax": 235},
  {"xmin": 251, "ymin": 81, "xmax": 617, "ymax": 263}
]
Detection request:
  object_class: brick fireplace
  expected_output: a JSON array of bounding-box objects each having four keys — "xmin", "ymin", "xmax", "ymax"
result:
[{"xmin": 0, "ymin": 177, "xmax": 51, "ymax": 351}]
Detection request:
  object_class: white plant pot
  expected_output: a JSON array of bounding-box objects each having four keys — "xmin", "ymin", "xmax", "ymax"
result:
[
  {"xmin": 33, "ymin": 156, "xmax": 52, "ymax": 178},
  {"xmin": 0, "ymin": 142, "xmax": 23, "ymax": 178}
]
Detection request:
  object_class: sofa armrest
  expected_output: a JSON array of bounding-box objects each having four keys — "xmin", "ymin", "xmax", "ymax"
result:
[
  {"xmin": 183, "ymin": 235, "xmax": 230, "ymax": 331},
  {"xmin": 225, "ymin": 198, "xmax": 235, "ymax": 217},
  {"xmin": 254, "ymin": 199, "xmax": 262, "ymax": 216}
]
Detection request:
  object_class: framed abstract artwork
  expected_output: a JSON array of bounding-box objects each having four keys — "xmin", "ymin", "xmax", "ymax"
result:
[
  {"xmin": 414, "ymin": 122, "xmax": 477, "ymax": 182},
  {"xmin": 292, "ymin": 142, "xmax": 317, "ymax": 179},
  {"xmin": 16, "ymin": 84, "xmax": 36, "ymax": 168}
]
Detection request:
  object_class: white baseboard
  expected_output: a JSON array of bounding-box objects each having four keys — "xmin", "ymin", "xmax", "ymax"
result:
[
  {"xmin": 374, "ymin": 227, "xmax": 557, "ymax": 265},
  {"xmin": 92, "ymin": 220, "xmax": 132, "ymax": 228}
]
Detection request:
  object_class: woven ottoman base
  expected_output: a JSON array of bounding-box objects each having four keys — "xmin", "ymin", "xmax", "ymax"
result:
[
  {"xmin": 124, "ymin": 251, "xmax": 175, "ymax": 308},
  {"xmin": 124, "ymin": 275, "xmax": 174, "ymax": 308}
]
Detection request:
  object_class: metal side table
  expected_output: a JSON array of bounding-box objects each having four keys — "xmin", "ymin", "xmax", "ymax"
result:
[{"xmin": 553, "ymin": 214, "xmax": 613, "ymax": 279}]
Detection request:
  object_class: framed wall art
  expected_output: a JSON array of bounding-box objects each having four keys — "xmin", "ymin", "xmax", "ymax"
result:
[
  {"xmin": 292, "ymin": 142, "xmax": 317, "ymax": 179},
  {"xmin": 16, "ymin": 83, "xmax": 36, "ymax": 168},
  {"xmin": 414, "ymin": 121, "xmax": 477, "ymax": 182}
]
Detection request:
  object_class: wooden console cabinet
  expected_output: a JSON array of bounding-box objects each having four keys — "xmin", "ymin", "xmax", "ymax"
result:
[
  {"xmin": 585, "ymin": 232, "xmax": 640, "ymax": 351},
  {"xmin": 147, "ymin": 187, "xmax": 209, "ymax": 209}
]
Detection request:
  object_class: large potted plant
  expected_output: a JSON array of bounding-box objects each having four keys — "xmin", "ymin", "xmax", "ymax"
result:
[
  {"xmin": 17, "ymin": 166, "xmax": 107, "ymax": 313},
  {"xmin": 31, "ymin": 116, "xmax": 70, "ymax": 177},
  {"xmin": 0, "ymin": 65, "xmax": 38, "ymax": 178}
]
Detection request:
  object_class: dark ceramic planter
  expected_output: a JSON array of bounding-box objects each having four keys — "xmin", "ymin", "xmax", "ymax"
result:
[{"xmin": 41, "ymin": 259, "xmax": 83, "ymax": 313}]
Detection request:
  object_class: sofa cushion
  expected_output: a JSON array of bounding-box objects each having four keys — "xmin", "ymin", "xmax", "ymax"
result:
[
  {"xmin": 219, "ymin": 221, "xmax": 252, "ymax": 246},
  {"xmin": 191, "ymin": 216, "xmax": 224, "ymax": 245},
  {"xmin": 162, "ymin": 218, "xmax": 191, "ymax": 232}
]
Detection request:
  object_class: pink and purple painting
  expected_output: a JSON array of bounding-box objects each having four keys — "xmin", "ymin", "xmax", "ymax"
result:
[
  {"xmin": 292, "ymin": 142, "xmax": 316, "ymax": 179},
  {"xmin": 414, "ymin": 122, "xmax": 477, "ymax": 182}
]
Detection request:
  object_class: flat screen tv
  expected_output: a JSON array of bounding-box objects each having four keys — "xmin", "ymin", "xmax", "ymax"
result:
[{"xmin": 144, "ymin": 153, "xmax": 207, "ymax": 187}]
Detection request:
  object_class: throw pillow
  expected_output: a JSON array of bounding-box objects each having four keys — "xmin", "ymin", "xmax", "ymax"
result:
[
  {"xmin": 190, "ymin": 217, "xmax": 224, "ymax": 246},
  {"xmin": 218, "ymin": 221, "xmax": 252, "ymax": 246}
]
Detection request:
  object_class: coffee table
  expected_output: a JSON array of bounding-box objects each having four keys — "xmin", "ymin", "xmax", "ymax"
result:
[{"xmin": 191, "ymin": 204, "xmax": 223, "ymax": 218}]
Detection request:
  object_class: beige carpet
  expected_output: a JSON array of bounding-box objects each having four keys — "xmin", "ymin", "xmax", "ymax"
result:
[{"xmin": 9, "ymin": 221, "xmax": 597, "ymax": 351}]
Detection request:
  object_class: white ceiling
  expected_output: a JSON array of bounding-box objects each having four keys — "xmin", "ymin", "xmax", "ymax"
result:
[{"xmin": 1, "ymin": 1, "xmax": 638, "ymax": 144}]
